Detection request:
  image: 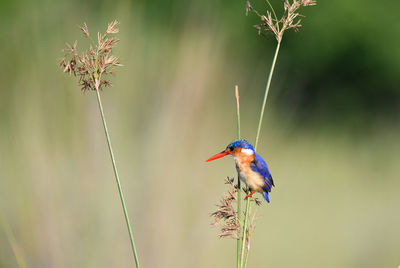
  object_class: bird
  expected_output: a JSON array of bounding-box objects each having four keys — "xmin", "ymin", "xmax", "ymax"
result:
[{"xmin": 206, "ymin": 139, "xmax": 274, "ymax": 202}]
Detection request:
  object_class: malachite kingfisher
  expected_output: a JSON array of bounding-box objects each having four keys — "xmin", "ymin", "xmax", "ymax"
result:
[{"xmin": 206, "ymin": 139, "xmax": 274, "ymax": 202}]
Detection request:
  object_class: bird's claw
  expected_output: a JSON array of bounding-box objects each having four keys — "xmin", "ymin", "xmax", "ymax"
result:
[{"xmin": 245, "ymin": 191, "xmax": 255, "ymax": 199}]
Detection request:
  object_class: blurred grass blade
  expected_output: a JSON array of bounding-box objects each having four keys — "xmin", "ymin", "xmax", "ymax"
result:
[{"xmin": 0, "ymin": 212, "xmax": 27, "ymax": 268}]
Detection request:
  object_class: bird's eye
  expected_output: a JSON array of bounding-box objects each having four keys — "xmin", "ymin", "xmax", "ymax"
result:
[{"xmin": 228, "ymin": 145, "xmax": 234, "ymax": 151}]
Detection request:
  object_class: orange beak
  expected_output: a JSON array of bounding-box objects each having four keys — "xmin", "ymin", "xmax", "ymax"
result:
[{"xmin": 205, "ymin": 151, "xmax": 229, "ymax": 162}]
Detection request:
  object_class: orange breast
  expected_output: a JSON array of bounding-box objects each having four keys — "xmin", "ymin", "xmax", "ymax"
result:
[{"xmin": 235, "ymin": 155, "xmax": 265, "ymax": 192}]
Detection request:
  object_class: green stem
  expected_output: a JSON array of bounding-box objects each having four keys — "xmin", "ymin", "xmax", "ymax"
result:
[
  {"xmin": 240, "ymin": 192, "xmax": 251, "ymax": 268},
  {"xmin": 235, "ymin": 85, "xmax": 241, "ymax": 268},
  {"xmin": 240, "ymin": 41, "xmax": 282, "ymax": 268},
  {"xmin": 95, "ymin": 89, "xmax": 141, "ymax": 268},
  {"xmin": 254, "ymin": 41, "xmax": 281, "ymax": 150},
  {"xmin": 237, "ymin": 178, "xmax": 242, "ymax": 268},
  {"xmin": 244, "ymin": 241, "xmax": 250, "ymax": 267}
]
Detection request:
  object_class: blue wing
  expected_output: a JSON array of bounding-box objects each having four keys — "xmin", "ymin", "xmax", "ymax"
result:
[{"xmin": 250, "ymin": 153, "xmax": 274, "ymax": 202}]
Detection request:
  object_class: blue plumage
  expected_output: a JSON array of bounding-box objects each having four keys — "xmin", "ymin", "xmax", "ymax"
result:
[
  {"xmin": 227, "ymin": 140, "xmax": 274, "ymax": 202},
  {"xmin": 206, "ymin": 139, "xmax": 275, "ymax": 202},
  {"xmin": 227, "ymin": 140, "xmax": 255, "ymax": 151},
  {"xmin": 250, "ymin": 153, "xmax": 274, "ymax": 202}
]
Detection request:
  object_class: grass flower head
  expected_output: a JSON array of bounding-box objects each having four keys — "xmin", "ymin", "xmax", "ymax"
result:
[
  {"xmin": 247, "ymin": 0, "xmax": 316, "ymax": 42},
  {"xmin": 58, "ymin": 20, "xmax": 122, "ymax": 92}
]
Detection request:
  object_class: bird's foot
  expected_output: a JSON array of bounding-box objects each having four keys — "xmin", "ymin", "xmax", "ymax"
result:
[{"xmin": 245, "ymin": 191, "xmax": 256, "ymax": 199}]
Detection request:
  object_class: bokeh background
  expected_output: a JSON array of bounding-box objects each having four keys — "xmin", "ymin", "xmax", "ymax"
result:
[{"xmin": 0, "ymin": 0, "xmax": 399, "ymax": 267}]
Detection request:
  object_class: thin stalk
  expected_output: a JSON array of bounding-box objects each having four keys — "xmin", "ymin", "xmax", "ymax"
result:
[
  {"xmin": 254, "ymin": 41, "xmax": 281, "ymax": 149},
  {"xmin": 235, "ymin": 85, "xmax": 241, "ymax": 268},
  {"xmin": 235, "ymin": 85, "xmax": 241, "ymax": 140},
  {"xmin": 244, "ymin": 247, "xmax": 250, "ymax": 267},
  {"xmin": 95, "ymin": 89, "xmax": 141, "ymax": 268},
  {"xmin": 240, "ymin": 41, "xmax": 282, "ymax": 268},
  {"xmin": 240, "ymin": 192, "xmax": 251, "ymax": 268},
  {"xmin": 244, "ymin": 211, "xmax": 256, "ymax": 267}
]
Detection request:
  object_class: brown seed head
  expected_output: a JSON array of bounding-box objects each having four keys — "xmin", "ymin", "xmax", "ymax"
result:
[
  {"xmin": 247, "ymin": 0, "xmax": 316, "ymax": 42},
  {"xmin": 59, "ymin": 20, "xmax": 122, "ymax": 92},
  {"xmin": 79, "ymin": 22, "xmax": 90, "ymax": 38},
  {"xmin": 210, "ymin": 177, "xmax": 239, "ymax": 239},
  {"xmin": 106, "ymin": 20, "xmax": 120, "ymax": 35}
]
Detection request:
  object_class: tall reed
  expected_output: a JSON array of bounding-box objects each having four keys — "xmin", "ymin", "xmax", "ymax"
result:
[
  {"xmin": 238, "ymin": 1, "xmax": 316, "ymax": 267},
  {"xmin": 235, "ymin": 85, "xmax": 242, "ymax": 268},
  {"xmin": 58, "ymin": 21, "xmax": 140, "ymax": 267}
]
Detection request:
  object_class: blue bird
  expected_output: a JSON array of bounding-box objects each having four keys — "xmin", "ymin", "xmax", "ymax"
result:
[{"xmin": 206, "ymin": 139, "xmax": 274, "ymax": 202}]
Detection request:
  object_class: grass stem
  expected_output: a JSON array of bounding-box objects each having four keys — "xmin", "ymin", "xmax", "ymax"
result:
[
  {"xmin": 244, "ymin": 211, "xmax": 255, "ymax": 267},
  {"xmin": 239, "ymin": 192, "xmax": 251, "ymax": 268},
  {"xmin": 240, "ymin": 41, "xmax": 282, "ymax": 268},
  {"xmin": 235, "ymin": 85, "xmax": 242, "ymax": 268},
  {"xmin": 254, "ymin": 41, "xmax": 281, "ymax": 150},
  {"xmin": 235, "ymin": 85, "xmax": 241, "ymax": 140},
  {"xmin": 95, "ymin": 89, "xmax": 141, "ymax": 268}
]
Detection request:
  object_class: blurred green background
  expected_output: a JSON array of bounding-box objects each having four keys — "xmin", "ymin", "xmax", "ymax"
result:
[{"xmin": 0, "ymin": 0, "xmax": 399, "ymax": 267}]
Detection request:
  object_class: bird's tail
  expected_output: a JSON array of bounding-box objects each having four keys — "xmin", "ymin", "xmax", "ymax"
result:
[{"xmin": 263, "ymin": 191, "xmax": 270, "ymax": 203}]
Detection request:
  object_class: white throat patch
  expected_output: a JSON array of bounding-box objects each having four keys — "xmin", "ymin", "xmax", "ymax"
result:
[{"xmin": 241, "ymin": 148, "xmax": 254, "ymax": 155}]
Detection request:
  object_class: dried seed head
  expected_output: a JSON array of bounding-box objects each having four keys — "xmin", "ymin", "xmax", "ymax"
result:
[
  {"xmin": 79, "ymin": 22, "xmax": 90, "ymax": 38},
  {"xmin": 210, "ymin": 177, "xmax": 239, "ymax": 239},
  {"xmin": 301, "ymin": 0, "xmax": 316, "ymax": 6},
  {"xmin": 247, "ymin": 0, "xmax": 316, "ymax": 42},
  {"xmin": 106, "ymin": 20, "xmax": 120, "ymax": 35},
  {"xmin": 219, "ymin": 218, "xmax": 240, "ymax": 239},
  {"xmin": 245, "ymin": 0, "xmax": 253, "ymax": 16},
  {"xmin": 58, "ymin": 57, "xmax": 66, "ymax": 67},
  {"xmin": 59, "ymin": 20, "xmax": 122, "ymax": 92},
  {"xmin": 63, "ymin": 41, "xmax": 78, "ymax": 54}
]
